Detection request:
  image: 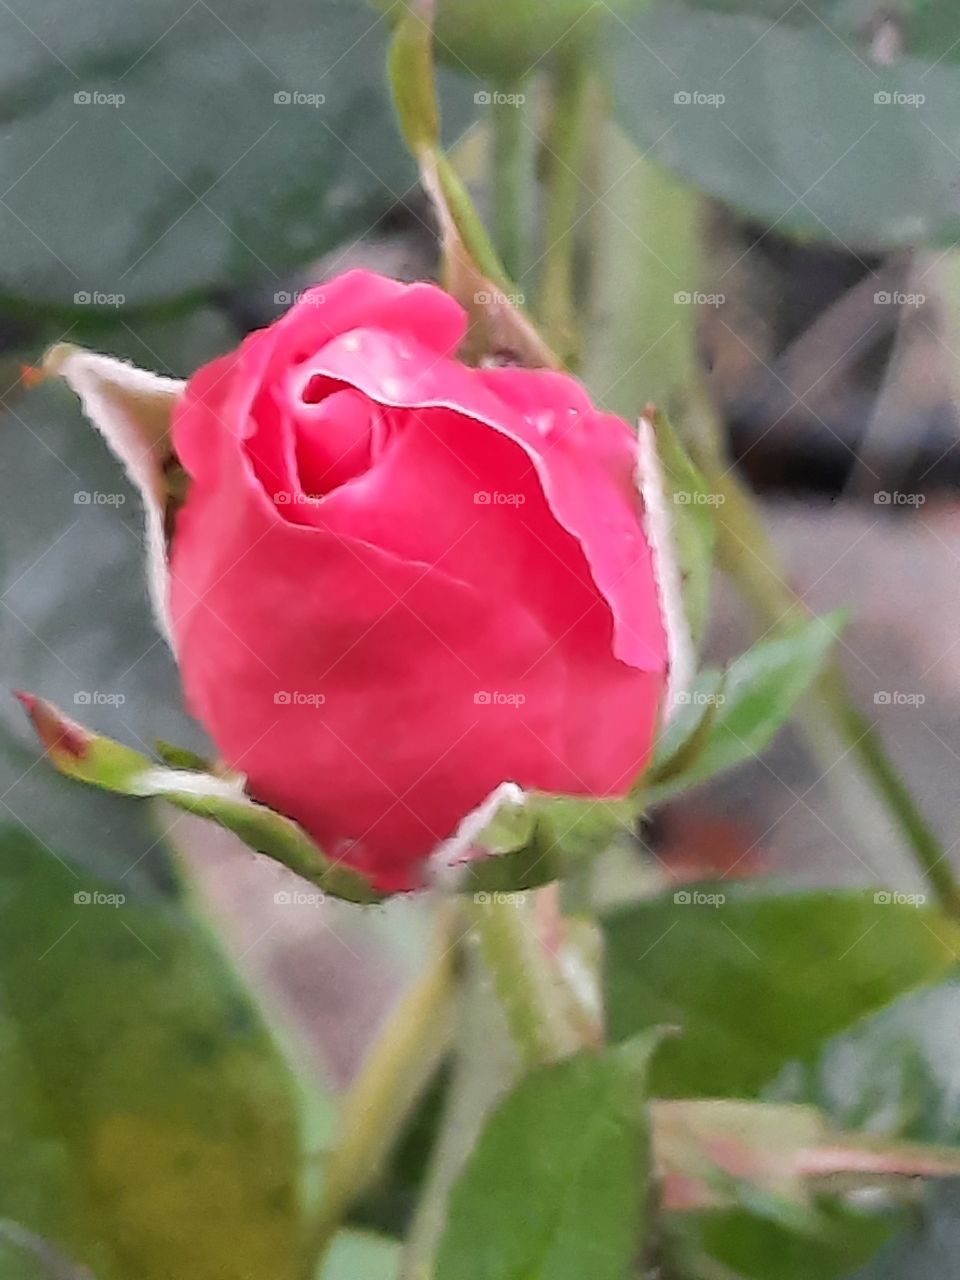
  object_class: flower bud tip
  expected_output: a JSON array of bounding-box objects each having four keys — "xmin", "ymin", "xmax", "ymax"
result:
[{"xmin": 16, "ymin": 692, "xmax": 90, "ymax": 760}]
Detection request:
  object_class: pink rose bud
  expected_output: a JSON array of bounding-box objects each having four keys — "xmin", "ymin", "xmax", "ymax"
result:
[{"xmin": 168, "ymin": 270, "xmax": 670, "ymax": 891}]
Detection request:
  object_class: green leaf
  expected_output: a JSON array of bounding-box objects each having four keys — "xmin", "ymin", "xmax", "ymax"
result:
[
  {"xmin": 772, "ymin": 978, "xmax": 960, "ymax": 1279},
  {"xmin": 436, "ymin": 1035, "xmax": 660, "ymax": 1280},
  {"xmin": 646, "ymin": 675, "xmax": 727, "ymax": 791},
  {"xmin": 0, "ymin": 1, "xmax": 476, "ymax": 309},
  {"xmin": 650, "ymin": 0, "xmax": 960, "ymax": 66},
  {"xmin": 0, "ymin": 826, "xmax": 307, "ymax": 1280},
  {"xmin": 644, "ymin": 613, "xmax": 843, "ymax": 803},
  {"xmin": 603, "ymin": 884, "xmax": 960, "ymax": 1097},
  {"xmin": 775, "ymin": 978, "xmax": 960, "ymax": 1144},
  {"xmin": 665, "ymin": 1202, "xmax": 900, "ymax": 1280},
  {"xmin": 611, "ymin": 3, "xmax": 960, "ymax": 250}
]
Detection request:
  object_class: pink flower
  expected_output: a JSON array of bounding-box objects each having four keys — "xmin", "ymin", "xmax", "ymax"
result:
[{"xmin": 168, "ymin": 270, "xmax": 669, "ymax": 890}]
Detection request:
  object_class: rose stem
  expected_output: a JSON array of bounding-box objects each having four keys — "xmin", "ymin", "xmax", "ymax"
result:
[
  {"xmin": 305, "ymin": 902, "xmax": 459, "ymax": 1277},
  {"xmin": 399, "ymin": 930, "xmax": 521, "ymax": 1280},
  {"xmin": 491, "ymin": 80, "xmax": 533, "ymax": 283},
  {"xmin": 399, "ymin": 893, "xmax": 585, "ymax": 1279},
  {"xmin": 464, "ymin": 893, "xmax": 576, "ymax": 1069},
  {"xmin": 538, "ymin": 47, "xmax": 591, "ymax": 365}
]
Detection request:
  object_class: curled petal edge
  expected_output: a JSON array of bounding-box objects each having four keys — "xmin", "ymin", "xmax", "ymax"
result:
[{"xmin": 41, "ymin": 344, "xmax": 183, "ymax": 647}]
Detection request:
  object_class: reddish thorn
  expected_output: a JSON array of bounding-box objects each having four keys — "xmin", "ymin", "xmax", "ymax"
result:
[{"xmin": 19, "ymin": 364, "xmax": 46, "ymax": 389}]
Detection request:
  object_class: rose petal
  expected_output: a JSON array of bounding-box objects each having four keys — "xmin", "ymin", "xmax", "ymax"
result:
[
  {"xmin": 174, "ymin": 270, "xmax": 468, "ymax": 517},
  {"xmin": 169, "ymin": 273, "xmax": 668, "ymax": 889},
  {"xmin": 267, "ymin": 270, "xmax": 468, "ymax": 367},
  {"xmin": 294, "ymin": 386, "xmax": 377, "ymax": 495},
  {"xmin": 298, "ymin": 329, "xmax": 668, "ymax": 674},
  {"xmin": 170, "ymin": 388, "xmax": 660, "ymax": 888}
]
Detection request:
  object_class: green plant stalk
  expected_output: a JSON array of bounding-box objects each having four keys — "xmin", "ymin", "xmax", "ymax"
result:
[
  {"xmin": 398, "ymin": 896, "xmax": 585, "ymax": 1277},
  {"xmin": 399, "ymin": 935, "xmax": 520, "ymax": 1280},
  {"xmin": 433, "ymin": 151, "xmax": 515, "ymax": 291},
  {"xmin": 491, "ymin": 88, "xmax": 532, "ymax": 282},
  {"xmin": 388, "ymin": 3, "xmax": 516, "ymax": 297},
  {"xmin": 464, "ymin": 895, "xmax": 573, "ymax": 1069},
  {"xmin": 539, "ymin": 51, "xmax": 591, "ymax": 363},
  {"xmin": 697, "ymin": 447, "xmax": 960, "ymax": 917},
  {"xmin": 307, "ymin": 905, "xmax": 458, "ymax": 1277}
]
